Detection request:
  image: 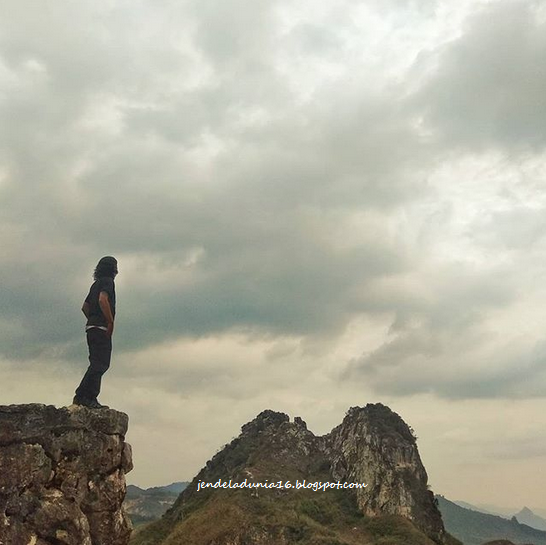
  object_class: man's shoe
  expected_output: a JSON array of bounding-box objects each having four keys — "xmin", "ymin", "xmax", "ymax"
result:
[
  {"xmin": 72, "ymin": 395, "xmax": 91, "ymax": 406},
  {"xmin": 88, "ymin": 399, "xmax": 109, "ymax": 409}
]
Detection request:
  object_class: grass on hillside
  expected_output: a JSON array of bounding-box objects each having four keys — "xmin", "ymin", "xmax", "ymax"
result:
[{"xmin": 130, "ymin": 486, "xmax": 455, "ymax": 545}]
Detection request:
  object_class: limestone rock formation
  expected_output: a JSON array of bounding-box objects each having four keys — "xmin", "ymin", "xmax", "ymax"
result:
[
  {"xmin": 133, "ymin": 403, "xmax": 448, "ymax": 545},
  {"xmin": 0, "ymin": 404, "xmax": 133, "ymax": 545},
  {"xmin": 325, "ymin": 404, "xmax": 444, "ymax": 543}
]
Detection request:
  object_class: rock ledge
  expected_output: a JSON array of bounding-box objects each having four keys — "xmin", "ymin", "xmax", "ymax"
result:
[{"xmin": 0, "ymin": 404, "xmax": 133, "ymax": 545}]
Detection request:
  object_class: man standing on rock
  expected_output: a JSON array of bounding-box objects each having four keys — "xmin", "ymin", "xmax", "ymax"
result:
[{"xmin": 73, "ymin": 256, "xmax": 118, "ymax": 409}]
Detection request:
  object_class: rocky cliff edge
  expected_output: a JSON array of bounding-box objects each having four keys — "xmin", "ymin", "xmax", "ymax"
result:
[{"xmin": 0, "ymin": 404, "xmax": 133, "ymax": 545}]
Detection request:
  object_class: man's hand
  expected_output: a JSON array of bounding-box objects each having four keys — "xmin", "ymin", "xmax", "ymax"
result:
[{"xmin": 107, "ymin": 321, "xmax": 114, "ymax": 337}]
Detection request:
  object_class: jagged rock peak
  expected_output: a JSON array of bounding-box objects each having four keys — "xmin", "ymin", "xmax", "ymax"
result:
[
  {"xmin": 340, "ymin": 403, "xmax": 417, "ymax": 443},
  {"xmin": 240, "ymin": 409, "xmax": 290, "ymax": 435},
  {"xmin": 0, "ymin": 404, "xmax": 133, "ymax": 545},
  {"xmin": 293, "ymin": 416, "xmax": 307, "ymax": 430}
]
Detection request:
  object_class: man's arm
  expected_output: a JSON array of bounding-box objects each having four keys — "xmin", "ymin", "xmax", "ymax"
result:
[
  {"xmin": 99, "ymin": 291, "xmax": 115, "ymax": 336},
  {"xmin": 82, "ymin": 301, "xmax": 90, "ymax": 318}
]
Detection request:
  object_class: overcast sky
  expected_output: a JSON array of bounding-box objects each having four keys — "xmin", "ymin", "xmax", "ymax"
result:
[{"xmin": 2, "ymin": 0, "xmax": 546, "ymax": 514}]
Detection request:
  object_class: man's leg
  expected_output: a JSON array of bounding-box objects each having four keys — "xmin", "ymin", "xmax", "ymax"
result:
[{"xmin": 75, "ymin": 329, "xmax": 112, "ymax": 402}]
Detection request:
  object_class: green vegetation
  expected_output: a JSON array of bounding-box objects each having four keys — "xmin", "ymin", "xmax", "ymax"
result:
[
  {"xmin": 351, "ymin": 404, "xmax": 417, "ymax": 444},
  {"xmin": 130, "ymin": 514, "xmax": 157, "ymax": 528},
  {"xmin": 131, "ymin": 486, "xmax": 446, "ymax": 545}
]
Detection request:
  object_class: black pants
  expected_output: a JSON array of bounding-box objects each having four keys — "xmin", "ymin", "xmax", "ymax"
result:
[{"xmin": 75, "ymin": 328, "xmax": 112, "ymax": 401}]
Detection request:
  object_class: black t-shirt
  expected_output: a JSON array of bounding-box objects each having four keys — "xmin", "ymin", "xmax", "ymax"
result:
[{"xmin": 85, "ymin": 276, "xmax": 116, "ymax": 327}]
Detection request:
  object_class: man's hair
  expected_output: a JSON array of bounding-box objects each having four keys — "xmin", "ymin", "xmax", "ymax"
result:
[{"xmin": 93, "ymin": 256, "xmax": 118, "ymax": 280}]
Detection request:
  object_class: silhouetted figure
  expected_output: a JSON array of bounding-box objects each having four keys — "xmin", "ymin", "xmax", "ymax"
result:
[{"xmin": 73, "ymin": 256, "xmax": 118, "ymax": 409}]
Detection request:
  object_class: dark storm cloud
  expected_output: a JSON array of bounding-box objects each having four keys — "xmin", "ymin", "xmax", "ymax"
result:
[
  {"xmin": 0, "ymin": 0, "xmax": 430, "ymax": 361},
  {"xmin": 2, "ymin": 0, "xmax": 546, "ymax": 405},
  {"xmin": 349, "ymin": 335, "xmax": 546, "ymax": 399}
]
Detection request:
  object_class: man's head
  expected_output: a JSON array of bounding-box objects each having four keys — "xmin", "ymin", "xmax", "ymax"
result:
[{"xmin": 93, "ymin": 256, "xmax": 118, "ymax": 280}]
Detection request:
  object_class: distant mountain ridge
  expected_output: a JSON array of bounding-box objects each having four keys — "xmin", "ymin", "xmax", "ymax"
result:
[
  {"xmin": 145, "ymin": 482, "xmax": 187, "ymax": 495},
  {"xmin": 126, "ymin": 482, "xmax": 187, "ymax": 498},
  {"xmin": 477, "ymin": 503, "xmax": 546, "ymax": 519},
  {"xmin": 436, "ymin": 495, "xmax": 546, "ymax": 545},
  {"xmin": 449, "ymin": 500, "xmax": 546, "ymax": 532},
  {"xmin": 513, "ymin": 506, "xmax": 546, "ymax": 531},
  {"xmin": 452, "ymin": 500, "xmax": 498, "ymax": 516},
  {"xmin": 124, "ymin": 482, "xmax": 189, "ymax": 526}
]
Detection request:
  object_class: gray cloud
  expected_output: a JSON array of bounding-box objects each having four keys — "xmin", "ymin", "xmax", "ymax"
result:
[
  {"xmin": 1, "ymin": 0, "xmax": 546, "ymax": 401},
  {"xmin": 340, "ymin": 0, "xmax": 546, "ymax": 400},
  {"xmin": 410, "ymin": 1, "xmax": 546, "ymax": 152},
  {"xmin": 344, "ymin": 262, "xmax": 538, "ymax": 398}
]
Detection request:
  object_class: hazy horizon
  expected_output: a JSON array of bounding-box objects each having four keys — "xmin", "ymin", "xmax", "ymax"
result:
[{"xmin": 2, "ymin": 0, "xmax": 546, "ymax": 513}]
